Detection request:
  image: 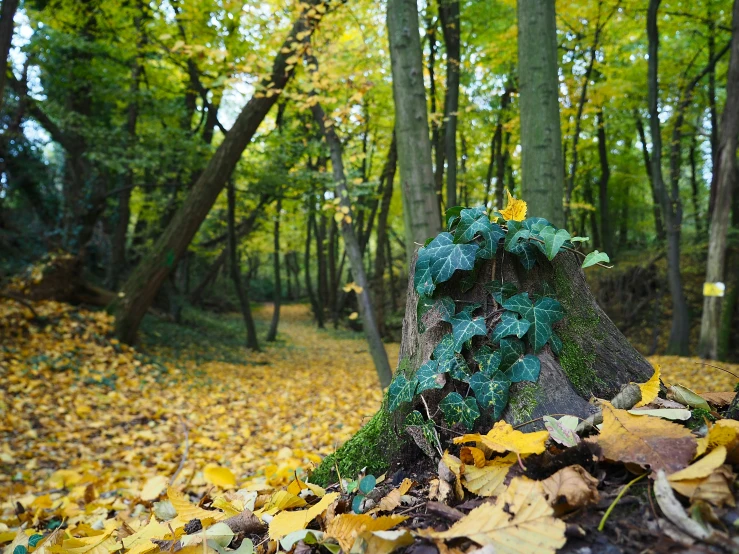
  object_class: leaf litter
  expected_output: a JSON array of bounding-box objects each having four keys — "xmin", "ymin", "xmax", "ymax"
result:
[{"xmin": 2, "ymin": 299, "xmax": 739, "ymax": 553}]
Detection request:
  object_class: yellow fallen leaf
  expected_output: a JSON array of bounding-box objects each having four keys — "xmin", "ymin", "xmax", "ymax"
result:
[
  {"xmin": 168, "ymin": 487, "xmax": 224, "ymax": 529},
  {"xmin": 421, "ymin": 477, "xmax": 566, "ymax": 553},
  {"xmin": 204, "ymin": 464, "xmax": 236, "ymax": 488},
  {"xmin": 352, "ymin": 529, "xmax": 414, "ymax": 554},
  {"xmin": 669, "ymin": 446, "xmax": 727, "ymax": 482},
  {"xmin": 211, "ymin": 496, "xmax": 242, "ymax": 518},
  {"xmin": 540, "ymin": 465, "xmax": 600, "ymax": 515},
  {"xmin": 634, "ymin": 365, "xmax": 660, "ymax": 408},
  {"xmin": 669, "ymin": 465, "xmax": 736, "ymax": 508},
  {"xmin": 259, "ymin": 490, "xmax": 307, "ymax": 516},
  {"xmin": 370, "ymin": 478, "xmax": 414, "ymax": 513},
  {"xmin": 268, "ymin": 492, "xmax": 339, "ymax": 539},
  {"xmin": 460, "ymin": 446, "xmax": 486, "ymax": 468},
  {"xmin": 47, "ymin": 469, "xmax": 83, "ymax": 489},
  {"xmin": 122, "ymin": 516, "xmax": 170, "ymax": 554},
  {"xmin": 140, "ymin": 475, "xmax": 169, "ymax": 501},
  {"xmin": 499, "ymin": 189, "xmax": 527, "ymax": 222},
  {"xmin": 461, "ymin": 453, "xmax": 516, "ymax": 497},
  {"xmin": 440, "ymin": 451, "xmax": 464, "ymax": 499},
  {"xmin": 454, "ymin": 421, "xmax": 548, "ymax": 457},
  {"xmin": 286, "ymin": 475, "xmax": 326, "ymax": 497},
  {"xmin": 326, "ymin": 514, "xmax": 407, "ymax": 552}
]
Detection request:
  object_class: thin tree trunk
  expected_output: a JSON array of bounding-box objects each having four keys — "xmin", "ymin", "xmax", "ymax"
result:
[
  {"xmin": 311, "ymin": 99, "xmax": 392, "ymax": 388},
  {"xmin": 689, "ymin": 132, "xmax": 703, "ymax": 235},
  {"xmin": 0, "ymin": 0, "xmax": 19, "ymax": 113},
  {"xmin": 495, "ymin": 85, "xmax": 512, "ymax": 210},
  {"xmin": 387, "ymin": 233, "xmax": 399, "ymax": 311},
  {"xmin": 228, "ymin": 180, "xmax": 259, "ymax": 351},
  {"xmin": 699, "ymin": 0, "xmax": 739, "ymax": 359},
  {"xmin": 304, "ymin": 202, "xmax": 324, "ymax": 328},
  {"xmin": 374, "ymin": 134, "xmax": 398, "ymax": 338},
  {"xmin": 328, "ymin": 217, "xmax": 339, "ymax": 327},
  {"xmin": 387, "ymin": 0, "xmax": 442, "ymax": 261},
  {"xmin": 635, "ymin": 112, "xmax": 666, "ymax": 241},
  {"xmin": 113, "ymin": 0, "xmax": 329, "ymax": 344},
  {"xmin": 596, "ymin": 109, "xmax": 612, "ymax": 254},
  {"xmin": 483, "ymin": 132, "xmax": 497, "ymax": 209},
  {"xmin": 517, "ymin": 0, "xmax": 564, "ymax": 227},
  {"xmin": 708, "ymin": 2, "xmax": 720, "ymax": 220},
  {"xmin": 439, "ymin": 0, "xmax": 460, "ymax": 209},
  {"xmin": 266, "ymin": 198, "xmax": 282, "ymax": 342},
  {"xmin": 316, "ymin": 206, "xmax": 329, "ymax": 323},
  {"xmin": 647, "ymin": 0, "xmax": 690, "ymax": 355},
  {"xmin": 190, "ymin": 249, "xmax": 227, "ymax": 305},
  {"xmin": 426, "ymin": 15, "xmax": 445, "ymax": 215}
]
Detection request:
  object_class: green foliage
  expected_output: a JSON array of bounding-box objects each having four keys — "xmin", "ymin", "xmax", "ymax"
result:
[
  {"xmin": 582, "ymin": 250, "xmax": 611, "ymax": 269},
  {"xmin": 440, "ymin": 392, "xmax": 480, "ymax": 430},
  {"xmin": 414, "ymin": 232, "xmax": 479, "ymax": 296},
  {"xmin": 416, "ymin": 360, "xmax": 446, "ymax": 393},
  {"xmin": 449, "ymin": 310, "xmax": 488, "ymax": 352},
  {"xmin": 387, "ymin": 374, "xmax": 418, "ymax": 412},
  {"xmin": 502, "ymin": 294, "xmax": 564, "ymax": 352}
]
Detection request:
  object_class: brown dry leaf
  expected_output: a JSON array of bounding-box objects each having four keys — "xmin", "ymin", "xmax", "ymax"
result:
[
  {"xmin": 588, "ymin": 402, "xmax": 696, "ymax": 473},
  {"xmin": 371, "ymin": 478, "xmax": 414, "ymax": 513},
  {"xmin": 326, "ymin": 514, "xmax": 407, "ymax": 552},
  {"xmin": 460, "ymin": 447, "xmax": 487, "ymax": 468},
  {"xmin": 453, "ymin": 421, "xmax": 549, "ymax": 458},
  {"xmin": 461, "ymin": 453, "xmax": 517, "ymax": 497},
  {"xmin": 697, "ymin": 392, "xmax": 736, "ymax": 408},
  {"xmin": 540, "ymin": 465, "xmax": 600, "ymax": 515},
  {"xmin": 669, "ymin": 464, "xmax": 736, "ymax": 508},
  {"xmin": 421, "ymin": 477, "xmax": 566, "ymax": 553}
]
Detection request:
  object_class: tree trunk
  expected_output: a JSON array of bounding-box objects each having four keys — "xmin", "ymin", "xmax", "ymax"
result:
[
  {"xmin": 699, "ymin": 0, "xmax": 739, "ymax": 360},
  {"xmin": 266, "ymin": 198, "xmax": 282, "ymax": 342},
  {"xmin": 689, "ymin": 132, "xmax": 703, "ymax": 235},
  {"xmin": 0, "ymin": 0, "xmax": 19, "ymax": 113},
  {"xmin": 597, "ymin": 109, "xmax": 612, "ymax": 254},
  {"xmin": 112, "ymin": 0, "xmax": 329, "ymax": 344},
  {"xmin": 304, "ymin": 201, "xmax": 324, "ymax": 328},
  {"xmin": 647, "ymin": 0, "xmax": 690, "ymax": 356},
  {"xmin": 374, "ymin": 134, "xmax": 398, "ymax": 338},
  {"xmin": 426, "ymin": 15, "xmax": 445, "ymax": 216},
  {"xmin": 439, "ymin": 0, "xmax": 460, "ymax": 209},
  {"xmin": 387, "ymin": 0, "xmax": 442, "ymax": 261},
  {"xmin": 311, "ymin": 99, "xmax": 393, "ymax": 388},
  {"xmin": 634, "ymin": 112, "xmax": 666, "ymax": 241},
  {"xmin": 517, "ymin": 0, "xmax": 565, "ymax": 227},
  {"xmin": 228, "ymin": 180, "xmax": 260, "ymax": 351},
  {"xmin": 312, "ymin": 246, "xmax": 654, "ymax": 485}
]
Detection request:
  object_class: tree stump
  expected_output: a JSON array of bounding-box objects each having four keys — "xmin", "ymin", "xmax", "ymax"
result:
[{"xmin": 312, "ymin": 247, "xmax": 654, "ymax": 485}]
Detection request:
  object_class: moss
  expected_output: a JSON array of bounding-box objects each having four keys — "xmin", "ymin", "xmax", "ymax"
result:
[
  {"xmin": 508, "ymin": 383, "xmax": 541, "ymax": 423},
  {"xmin": 311, "ymin": 408, "xmax": 400, "ymax": 486}
]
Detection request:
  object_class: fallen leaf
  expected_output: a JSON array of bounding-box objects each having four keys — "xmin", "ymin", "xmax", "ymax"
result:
[
  {"xmin": 668, "ymin": 446, "xmax": 727, "ymax": 482},
  {"xmin": 540, "ymin": 465, "xmax": 600, "ymax": 515},
  {"xmin": 653, "ymin": 470, "xmax": 713, "ymax": 541},
  {"xmin": 670, "ymin": 385, "xmax": 711, "ymax": 411},
  {"xmin": 627, "ymin": 408, "xmax": 691, "ymax": 421},
  {"xmin": 454, "ymin": 421, "xmax": 548, "ymax": 458},
  {"xmin": 122, "ymin": 516, "xmax": 170, "ymax": 554},
  {"xmin": 421, "ymin": 477, "xmax": 566, "ymax": 553},
  {"xmin": 204, "ymin": 464, "xmax": 237, "ymax": 488},
  {"xmin": 168, "ymin": 487, "xmax": 224, "ymax": 528},
  {"xmin": 326, "ymin": 514, "xmax": 407, "ymax": 552},
  {"xmin": 634, "ymin": 365, "xmax": 660, "ymax": 408},
  {"xmin": 460, "ymin": 447, "xmax": 487, "ymax": 468},
  {"xmin": 669, "ymin": 466, "xmax": 736, "ymax": 508},
  {"xmin": 370, "ymin": 479, "xmax": 414, "ymax": 513},
  {"xmin": 140, "ymin": 475, "xmax": 169, "ymax": 501},
  {"xmin": 461, "ymin": 453, "xmax": 517, "ymax": 497},
  {"xmin": 697, "ymin": 392, "xmax": 736, "ymax": 408},
  {"xmin": 543, "ymin": 416, "xmax": 580, "ymax": 447},
  {"xmin": 351, "ymin": 529, "xmax": 414, "ymax": 554},
  {"xmin": 588, "ymin": 402, "xmax": 696, "ymax": 474},
  {"xmin": 268, "ymin": 492, "xmax": 339, "ymax": 539}
]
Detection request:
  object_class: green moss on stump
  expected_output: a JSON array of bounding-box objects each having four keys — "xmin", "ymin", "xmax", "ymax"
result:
[{"xmin": 508, "ymin": 382, "xmax": 541, "ymax": 423}]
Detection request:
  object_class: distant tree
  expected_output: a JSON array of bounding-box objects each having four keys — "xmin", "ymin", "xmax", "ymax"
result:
[{"xmin": 0, "ymin": 0, "xmax": 19, "ymax": 112}]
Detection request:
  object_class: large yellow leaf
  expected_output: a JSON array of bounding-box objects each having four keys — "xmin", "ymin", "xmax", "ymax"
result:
[
  {"xmin": 668, "ymin": 446, "xmax": 726, "ymax": 482},
  {"xmin": 258, "ymin": 490, "xmax": 307, "ymax": 516},
  {"xmin": 588, "ymin": 402, "xmax": 696, "ymax": 474},
  {"xmin": 140, "ymin": 475, "xmax": 169, "ymax": 501},
  {"xmin": 351, "ymin": 529, "xmax": 413, "ymax": 554},
  {"xmin": 461, "ymin": 453, "xmax": 517, "ymax": 497},
  {"xmin": 326, "ymin": 514, "xmax": 407, "ymax": 552},
  {"xmin": 499, "ymin": 190, "xmax": 527, "ymax": 222},
  {"xmin": 634, "ymin": 365, "xmax": 660, "ymax": 408},
  {"xmin": 286, "ymin": 475, "xmax": 326, "ymax": 497},
  {"xmin": 422, "ymin": 477, "xmax": 566, "ymax": 553},
  {"xmin": 121, "ymin": 516, "xmax": 170, "ymax": 554},
  {"xmin": 204, "ymin": 464, "xmax": 236, "ymax": 488},
  {"xmin": 459, "ymin": 447, "xmax": 486, "ymax": 468},
  {"xmin": 453, "ymin": 421, "xmax": 548, "ymax": 457},
  {"xmin": 268, "ymin": 492, "xmax": 338, "ymax": 539},
  {"xmin": 168, "ymin": 487, "xmax": 224, "ymax": 529},
  {"xmin": 668, "ymin": 465, "xmax": 736, "ymax": 508}
]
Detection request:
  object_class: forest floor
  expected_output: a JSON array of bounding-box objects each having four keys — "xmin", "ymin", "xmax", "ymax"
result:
[{"xmin": 1, "ymin": 299, "xmax": 739, "ymax": 552}]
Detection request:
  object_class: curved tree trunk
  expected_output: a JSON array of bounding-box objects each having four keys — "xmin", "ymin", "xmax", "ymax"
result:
[
  {"xmin": 312, "ymin": 247, "xmax": 653, "ymax": 485},
  {"xmin": 266, "ymin": 198, "xmax": 282, "ymax": 342}
]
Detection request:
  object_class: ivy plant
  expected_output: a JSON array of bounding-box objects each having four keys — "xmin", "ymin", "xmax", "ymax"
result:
[{"xmin": 388, "ymin": 200, "xmax": 610, "ymax": 438}]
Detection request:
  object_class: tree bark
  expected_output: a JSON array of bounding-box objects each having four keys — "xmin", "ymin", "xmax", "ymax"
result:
[
  {"xmin": 597, "ymin": 109, "xmax": 613, "ymax": 254},
  {"xmin": 699, "ymin": 0, "xmax": 739, "ymax": 360},
  {"xmin": 517, "ymin": 0, "xmax": 565, "ymax": 227},
  {"xmin": 439, "ymin": 0, "xmax": 460, "ymax": 209},
  {"xmin": 647, "ymin": 0, "xmax": 690, "ymax": 355},
  {"xmin": 266, "ymin": 198, "xmax": 282, "ymax": 342},
  {"xmin": 304, "ymin": 199, "xmax": 325, "ymax": 328},
  {"xmin": 228, "ymin": 180, "xmax": 260, "ymax": 351},
  {"xmin": 634, "ymin": 112, "xmax": 666, "ymax": 241},
  {"xmin": 426, "ymin": 15, "xmax": 445, "ymax": 216},
  {"xmin": 112, "ymin": 0, "xmax": 329, "ymax": 344},
  {"xmin": 312, "ymin": 246, "xmax": 654, "ymax": 485},
  {"xmin": 387, "ymin": 0, "xmax": 442, "ymax": 261},
  {"xmin": 0, "ymin": 0, "xmax": 19, "ymax": 113},
  {"xmin": 311, "ymin": 99, "xmax": 392, "ymax": 388},
  {"xmin": 689, "ymin": 132, "xmax": 703, "ymax": 235}
]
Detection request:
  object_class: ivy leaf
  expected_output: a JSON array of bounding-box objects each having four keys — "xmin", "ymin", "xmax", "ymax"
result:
[
  {"xmin": 440, "ymin": 392, "xmax": 480, "ymax": 430},
  {"xmin": 582, "ymin": 250, "xmax": 610, "ymax": 268},
  {"xmin": 433, "ymin": 335, "xmax": 455, "ymax": 361},
  {"xmin": 459, "ymin": 261, "xmax": 482, "ymax": 293},
  {"xmin": 454, "ymin": 209, "xmax": 505, "ymax": 260},
  {"xmin": 502, "ymin": 293, "xmax": 564, "ymax": 352},
  {"xmin": 538, "ymin": 226, "xmax": 571, "ymax": 260},
  {"xmin": 491, "ymin": 311, "xmax": 531, "ymax": 343},
  {"xmin": 405, "ymin": 410, "xmax": 440, "ymax": 459},
  {"xmin": 484, "ymin": 280, "xmax": 518, "ymax": 304},
  {"xmin": 474, "ymin": 345, "xmax": 502, "ymax": 378},
  {"xmin": 414, "ymin": 232, "xmax": 479, "ymax": 295},
  {"xmin": 469, "ymin": 372, "xmax": 511, "ymax": 420},
  {"xmin": 445, "ymin": 206, "xmax": 466, "ymax": 231},
  {"xmin": 507, "ymin": 355, "xmax": 541, "ymax": 383},
  {"xmin": 499, "ymin": 337, "xmax": 525, "ymax": 371},
  {"xmin": 442, "ymin": 355, "xmax": 472, "ymax": 382},
  {"xmin": 387, "ymin": 374, "xmax": 418, "ymax": 412},
  {"xmin": 570, "ymin": 236, "xmax": 589, "ymax": 243},
  {"xmin": 504, "ymin": 220, "xmax": 531, "ymax": 250},
  {"xmin": 416, "ymin": 360, "xmax": 446, "ymax": 393},
  {"xmin": 450, "ymin": 311, "xmax": 488, "ymax": 353},
  {"xmin": 417, "ymin": 296, "xmax": 456, "ymax": 333},
  {"xmin": 550, "ymin": 332, "xmax": 563, "ymax": 355}
]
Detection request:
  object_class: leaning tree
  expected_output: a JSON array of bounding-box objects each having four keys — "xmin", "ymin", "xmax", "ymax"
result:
[{"xmin": 312, "ymin": 204, "xmax": 654, "ymax": 485}]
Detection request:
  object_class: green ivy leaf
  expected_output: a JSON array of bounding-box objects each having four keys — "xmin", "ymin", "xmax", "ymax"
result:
[
  {"xmin": 484, "ymin": 280, "xmax": 518, "ymax": 304},
  {"xmin": 502, "ymin": 293, "xmax": 564, "ymax": 352},
  {"xmin": 499, "ymin": 337, "xmax": 525, "ymax": 371},
  {"xmin": 416, "ymin": 360, "xmax": 446, "ymax": 392},
  {"xmin": 550, "ymin": 332, "xmax": 563, "ymax": 355},
  {"xmin": 433, "ymin": 335, "xmax": 455, "ymax": 361},
  {"xmin": 582, "ymin": 250, "xmax": 610, "ymax": 268},
  {"xmin": 473, "ymin": 345, "xmax": 502, "ymax": 378},
  {"xmin": 570, "ymin": 236, "xmax": 589, "ymax": 243},
  {"xmin": 404, "ymin": 410, "xmax": 440, "ymax": 458},
  {"xmin": 440, "ymin": 392, "xmax": 480, "ymax": 430},
  {"xmin": 405, "ymin": 410, "xmax": 425, "ymax": 427},
  {"xmin": 469, "ymin": 372, "xmax": 511, "ymax": 420},
  {"xmin": 538, "ymin": 226, "xmax": 571, "ymax": 260},
  {"xmin": 507, "ymin": 355, "xmax": 541, "ymax": 383},
  {"xmin": 414, "ymin": 232, "xmax": 479, "ymax": 295},
  {"xmin": 445, "ymin": 206, "xmax": 466, "ymax": 231},
  {"xmin": 443, "ymin": 355, "xmax": 472, "ymax": 382},
  {"xmin": 417, "ymin": 296, "xmax": 456, "ymax": 332},
  {"xmin": 504, "ymin": 220, "xmax": 531, "ymax": 250},
  {"xmin": 454, "ymin": 208, "xmax": 505, "ymax": 260},
  {"xmin": 387, "ymin": 374, "xmax": 418, "ymax": 412},
  {"xmin": 449, "ymin": 310, "xmax": 487, "ymax": 353},
  {"xmin": 491, "ymin": 311, "xmax": 531, "ymax": 343},
  {"xmin": 459, "ymin": 261, "xmax": 482, "ymax": 293}
]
